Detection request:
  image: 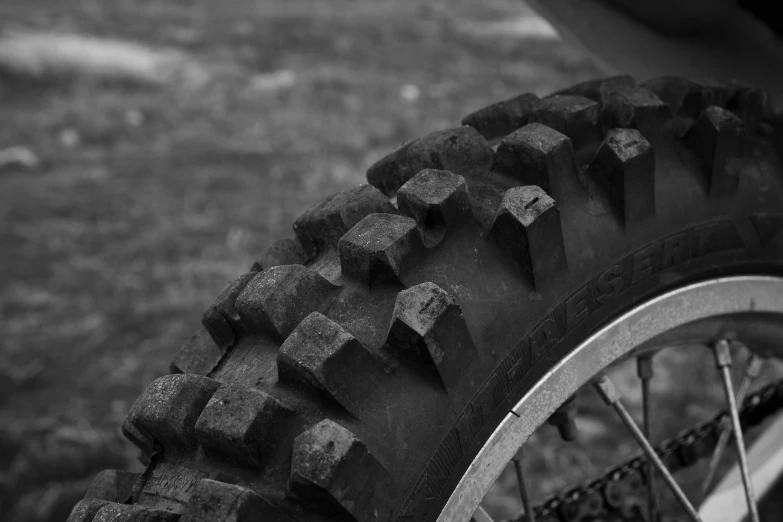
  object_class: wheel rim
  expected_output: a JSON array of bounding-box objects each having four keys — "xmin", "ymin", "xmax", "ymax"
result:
[{"xmin": 436, "ymin": 275, "xmax": 783, "ymax": 522}]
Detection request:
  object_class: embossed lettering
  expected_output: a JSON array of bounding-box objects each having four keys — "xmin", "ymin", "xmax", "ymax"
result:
[
  {"xmin": 473, "ymin": 373, "xmax": 502, "ymax": 423},
  {"xmin": 400, "ymin": 220, "xmax": 750, "ymax": 519},
  {"xmin": 596, "ymin": 263, "xmax": 625, "ymax": 304},
  {"xmin": 661, "ymin": 231, "xmax": 690, "ymax": 269},
  {"xmin": 566, "ymin": 286, "xmax": 589, "ymax": 331},
  {"xmin": 529, "ymin": 317, "xmax": 558, "ymax": 362},
  {"xmin": 631, "ymin": 244, "xmax": 661, "ymax": 284}
]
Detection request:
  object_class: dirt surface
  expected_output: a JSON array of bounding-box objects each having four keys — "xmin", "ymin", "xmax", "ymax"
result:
[{"xmin": 2, "ymin": 1, "xmax": 781, "ymax": 521}]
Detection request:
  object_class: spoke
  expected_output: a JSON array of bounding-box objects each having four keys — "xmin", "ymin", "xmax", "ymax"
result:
[
  {"xmin": 699, "ymin": 352, "xmax": 762, "ymax": 505},
  {"xmin": 471, "ymin": 505, "xmax": 496, "ymax": 522},
  {"xmin": 637, "ymin": 355, "xmax": 659, "ymax": 522},
  {"xmin": 512, "ymin": 447, "xmax": 536, "ymax": 522},
  {"xmin": 712, "ymin": 340, "xmax": 761, "ymax": 522},
  {"xmin": 548, "ymin": 396, "xmax": 579, "ymax": 442},
  {"xmin": 594, "ymin": 375, "xmax": 704, "ymax": 522}
]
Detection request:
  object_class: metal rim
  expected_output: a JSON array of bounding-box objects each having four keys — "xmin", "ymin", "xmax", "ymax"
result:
[{"xmin": 436, "ymin": 275, "xmax": 783, "ymax": 522}]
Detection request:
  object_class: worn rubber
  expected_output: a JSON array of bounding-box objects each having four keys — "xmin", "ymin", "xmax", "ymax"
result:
[{"xmin": 70, "ymin": 75, "xmax": 783, "ymax": 522}]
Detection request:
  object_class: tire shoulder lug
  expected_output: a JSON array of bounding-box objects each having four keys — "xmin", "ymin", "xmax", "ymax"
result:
[{"xmin": 489, "ymin": 185, "xmax": 568, "ymax": 291}]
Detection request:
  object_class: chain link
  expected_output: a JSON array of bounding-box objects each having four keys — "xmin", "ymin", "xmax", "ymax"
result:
[{"xmin": 511, "ymin": 378, "xmax": 783, "ymax": 522}]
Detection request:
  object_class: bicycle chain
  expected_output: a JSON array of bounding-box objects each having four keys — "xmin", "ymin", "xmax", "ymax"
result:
[{"xmin": 511, "ymin": 377, "xmax": 783, "ymax": 522}]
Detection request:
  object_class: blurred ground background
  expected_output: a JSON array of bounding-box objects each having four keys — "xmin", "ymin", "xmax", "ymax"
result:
[{"xmin": 1, "ymin": 1, "xmax": 782, "ymax": 521}]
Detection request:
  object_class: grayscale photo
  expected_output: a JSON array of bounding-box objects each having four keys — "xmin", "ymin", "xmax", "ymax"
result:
[{"xmin": 1, "ymin": 1, "xmax": 782, "ymax": 521}]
